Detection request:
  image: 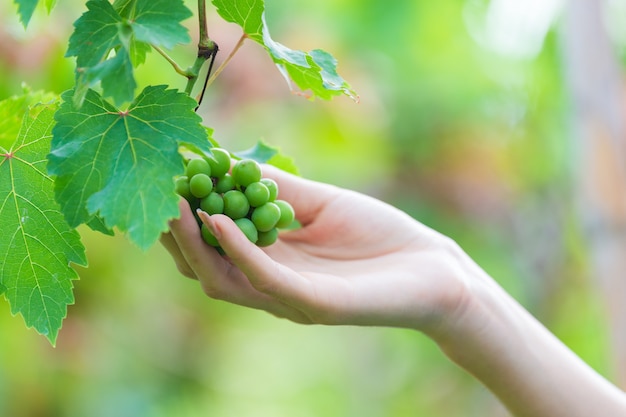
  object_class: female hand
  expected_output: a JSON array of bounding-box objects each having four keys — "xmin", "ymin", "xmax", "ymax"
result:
[
  {"xmin": 161, "ymin": 165, "xmax": 481, "ymax": 335},
  {"xmin": 162, "ymin": 166, "xmax": 626, "ymax": 417}
]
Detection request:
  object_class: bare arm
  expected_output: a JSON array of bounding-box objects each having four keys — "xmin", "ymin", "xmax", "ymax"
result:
[
  {"xmin": 162, "ymin": 166, "xmax": 626, "ymax": 416},
  {"xmin": 432, "ymin": 253, "xmax": 626, "ymax": 417}
]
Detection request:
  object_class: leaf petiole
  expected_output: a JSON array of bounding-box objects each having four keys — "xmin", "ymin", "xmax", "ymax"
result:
[{"xmin": 153, "ymin": 45, "xmax": 191, "ymax": 78}]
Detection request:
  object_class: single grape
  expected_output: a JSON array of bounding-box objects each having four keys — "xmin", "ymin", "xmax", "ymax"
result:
[
  {"xmin": 186, "ymin": 157, "xmax": 211, "ymax": 178},
  {"xmin": 223, "ymin": 190, "xmax": 250, "ymax": 219},
  {"xmin": 260, "ymin": 178, "xmax": 279, "ymax": 202},
  {"xmin": 174, "ymin": 176, "xmax": 192, "ymax": 200},
  {"xmin": 244, "ymin": 181, "xmax": 270, "ymax": 207},
  {"xmin": 200, "ymin": 192, "xmax": 224, "ymax": 215},
  {"xmin": 274, "ymin": 200, "xmax": 295, "ymax": 229},
  {"xmin": 207, "ymin": 148, "xmax": 231, "ymax": 178},
  {"xmin": 215, "ymin": 174, "xmax": 236, "ymax": 193},
  {"xmin": 232, "ymin": 159, "xmax": 262, "ymax": 187},
  {"xmin": 235, "ymin": 218, "xmax": 258, "ymax": 243},
  {"xmin": 251, "ymin": 202, "xmax": 281, "ymax": 232},
  {"xmin": 201, "ymin": 223, "xmax": 220, "ymax": 247},
  {"xmin": 256, "ymin": 228, "xmax": 279, "ymax": 247},
  {"xmin": 189, "ymin": 173, "xmax": 213, "ymax": 198}
]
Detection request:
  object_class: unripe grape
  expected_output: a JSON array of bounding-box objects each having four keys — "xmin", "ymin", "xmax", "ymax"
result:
[
  {"xmin": 235, "ymin": 218, "xmax": 258, "ymax": 243},
  {"xmin": 200, "ymin": 192, "xmax": 224, "ymax": 215},
  {"xmin": 201, "ymin": 223, "xmax": 220, "ymax": 247},
  {"xmin": 186, "ymin": 157, "xmax": 211, "ymax": 178},
  {"xmin": 244, "ymin": 181, "xmax": 270, "ymax": 207},
  {"xmin": 251, "ymin": 202, "xmax": 281, "ymax": 232},
  {"xmin": 207, "ymin": 148, "xmax": 231, "ymax": 178},
  {"xmin": 189, "ymin": 173, "xmax": 213, "ymax": 198},
  {"xmin": 260, "ymin": 178, "xmax": 278, "ymax": 202},
  {"xmin": 232, "ymin": 159, "xmax": 262, "ymax": 187},
  {"xmin": 256, "ymin": 228, "xmax": 279, "ymax": 247},
  {"xmin": 223, "ymin": 190, "xmax": 250, "ymax": 219},
  {"xmin": 175, "ymin": 176, "xmax": 192, "ymax": 200},
  {"xmin": 275, "ymin": 200, "xmax": 295, "ymax": 229},
  {"xmin": 215, "ymin": 174, "xmax": 236, "ymax": 193}
]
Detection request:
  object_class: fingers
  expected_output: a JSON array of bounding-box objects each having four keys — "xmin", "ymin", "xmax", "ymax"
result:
[
  {"xmin": 198, "ymin": 211, "xmax": 319, "ymax": 312},
  {"xmin": 160, "ymin": 231, "xmax": 197, "ymax": 279},
  {"xmin": 167, "ymin": 199, "xmax": 233, "ymax": 284},
  {"xmin": 167, "ymin": 205, "xmax": 314, "ymax": 322}
]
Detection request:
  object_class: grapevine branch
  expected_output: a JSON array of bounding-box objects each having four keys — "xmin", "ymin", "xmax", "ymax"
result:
[{"xmin": 184, "ymin": 0, "xmax": 219, "ymax": 103}]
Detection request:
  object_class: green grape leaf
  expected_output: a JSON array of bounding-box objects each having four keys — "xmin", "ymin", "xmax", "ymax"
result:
[
  {"xmin": 0, "ymin": 97, "xmax": 87, "ymax": 345},
  {"xmin": 66, "ymin": 0, "xmax": 133, "ymax": 106},
  {"xmin": 211, "ymin": 0, "xmax": 357, "ymax": 101},
  {"xmin": 48, "ymin": 86, "xmax": 210, "ymax": 250},
  {"xmin": 235, "ymin": 141, "xmax": 278, "ymax": 162},
  {"xmin": 267, "ymin": 152, "xmax": 300, "ymax": 175},
  {"xmin": 0, "ymin": 87, "xmax": 56, "ymax": 150},
  {"xmin": 235, "ymin": 141, "xmax": 299, "ymax": 175},
  {"xmin": 114, "ymin": 0, "xmax": 192, "ymax": 49},
  {"xmin": 13, "ymin": 0, "xmax": 38, "ymax": 27},
  {"xmin": 86, "ymin": 214, "xmax": 115, "ymax": 236},
  {"xmin": 67, "ymin": 0, "xmax": 192, "ymax": 106}
]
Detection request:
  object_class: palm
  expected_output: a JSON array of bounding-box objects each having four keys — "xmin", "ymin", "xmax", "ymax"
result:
[{"xmin": 256, "ymin": 189, "xmax": 462, "ymax": 328}]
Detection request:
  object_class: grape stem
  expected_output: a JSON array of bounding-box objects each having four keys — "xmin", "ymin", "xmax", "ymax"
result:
[{"xmin": 184, "ymin": 0, "xmax": 219, "ymax": 100}]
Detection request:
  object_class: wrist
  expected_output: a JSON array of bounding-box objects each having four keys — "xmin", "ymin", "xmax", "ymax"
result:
[{"xmin": 421, "ymin": 240, "xmax": 514, "ymax": 358}]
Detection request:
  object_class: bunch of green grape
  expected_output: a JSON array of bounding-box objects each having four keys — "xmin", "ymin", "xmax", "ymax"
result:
[{"xmin": 175, "ymin": 148, "xmax": 295, "ymax": 248}]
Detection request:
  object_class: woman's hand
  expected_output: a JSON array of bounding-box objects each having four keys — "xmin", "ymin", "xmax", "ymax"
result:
[
  {"xmin": 161, "ymin": 165, "xmax": 478, "ymax": 335},
  {"xmin": 161, "ymin": 166, "xmax": 626, "ymax": 417}
]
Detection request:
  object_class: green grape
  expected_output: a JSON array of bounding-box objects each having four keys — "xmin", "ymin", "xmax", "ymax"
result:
[
  {"xmin": 215, "ymin": 174, "xmax": 236, "ymax": 193},
  {"xmin": 189, "ymin": 173, "xmax": 213, "ymax": 198},
  {"xmin": 244, "ymin": 181, "xmax": 270, "ymax": 207},
  {"xmin": 200, "ymin": 192, "xmax": 224, "ymax": 215},
  {"xmin": 186, "ymin": 157, "xmax": 211, "ymax": 178},
  {"xmin": 260, "ymin": 178, "xmax": 278, "ymax": 202},
  {"xmin": 201, "ymin": 224, "xmax": 220, "ymax": 247},
  {"xmin": 256, "ymin": 228, "xmax": 279, "ymax": 247},
  {"xmin": 235, "ymin": 218, "xmax": 258, "ymax": 243},
  {"xmin": 251, "ymin": 202, "xmax": 281, "ymax": 232},
  {"xmin": 223, "ymin": 190, "xmax": 250, "ymax": 219},
  {"xmin": 174, "ymin": 176, "xmax": 192, "ymax": 200},
  {"xmin": 232, "ymin": 159, "xmax": 262, "ymax": 187},
  {"xmin": 275, "ymin": 200, "xmax": 295, "ymax": 229},
  {"xmin": 207, "ymin": 148, "xmax": 231, "ymax": 178}
]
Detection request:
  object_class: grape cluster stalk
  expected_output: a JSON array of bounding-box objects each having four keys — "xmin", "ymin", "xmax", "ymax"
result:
[{"xmin": 175, "ymin": 148, "xmax": 295, "ymax": 249}]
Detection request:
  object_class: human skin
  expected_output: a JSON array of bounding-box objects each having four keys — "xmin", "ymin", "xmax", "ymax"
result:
[{"xmin": 161, "ymin": 165, "xmax": 626, "ymax": 417}]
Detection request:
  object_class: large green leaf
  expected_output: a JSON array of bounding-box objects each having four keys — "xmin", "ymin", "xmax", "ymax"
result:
[
  {"xmin": 0, "ymin": 96, "xmax": 87, "ymax": 345},
  {"xmin": 48, "ymin": 86, "xmax": 210, "ymax": 250},
  {"xmin": 211, "ymin": 0, "xmax": 357, "ymax": 101},
  {"xmin": 67, "ymin": 0, "xmax": 192, "ymax": 106}
]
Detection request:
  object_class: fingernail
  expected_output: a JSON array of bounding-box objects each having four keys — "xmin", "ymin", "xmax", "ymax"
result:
[{"xmin": 196, "ymin": 209, "xmax": 221, "ymax": 239}]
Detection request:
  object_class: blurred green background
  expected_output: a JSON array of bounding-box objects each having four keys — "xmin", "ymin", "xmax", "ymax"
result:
[{"xmin": 1, "ymin": 0, "xmax": 624, "ymax": 416}]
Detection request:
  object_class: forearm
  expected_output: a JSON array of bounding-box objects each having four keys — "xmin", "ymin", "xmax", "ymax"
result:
[{"xmin": 432, "ymin": 257, "xmax": 626, "ymax": 417}]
